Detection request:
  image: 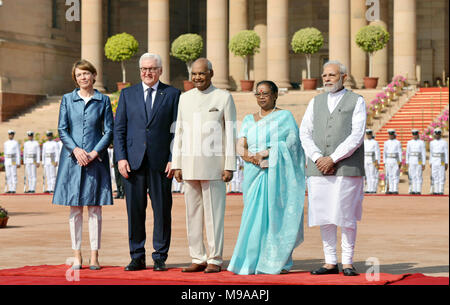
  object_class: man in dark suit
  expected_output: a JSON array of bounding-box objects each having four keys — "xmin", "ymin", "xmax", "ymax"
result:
[{"xmin": 114, "ymin": 53, "xmax": 180, "ymax": 271}]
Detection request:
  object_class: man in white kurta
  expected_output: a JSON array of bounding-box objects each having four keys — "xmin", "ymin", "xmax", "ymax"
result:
[
  {"xmin": 406, "ymin": 130, "xmax": 426, "ymax": 195},
  {"xmin": 3, "ymin": 130, "xmax": 21, "ymax": 193},
  {"xmin": 383, "ymin": 130, "xmax": 402, "ymax": 194},
  {"xmin": 364, "ymin": 130, "xmax": 380, "ymax": 193},
  {"xmin": 42, "ymin": 131, "xmax": 60, "ymax": 193},
  {"xmin": 23, "ymin": 131, "xmax": 41, "ymax": 193},
  {"xmin": 300, "ymin": 61, "xmax": 366, "ymax": 276},
  {"xmin": 429, "ymin": 128, "xmax": 448, "ymax": 195},
  {"xmin": 172, "ymin": 58, "xmax": 237, "ymax": 273}
]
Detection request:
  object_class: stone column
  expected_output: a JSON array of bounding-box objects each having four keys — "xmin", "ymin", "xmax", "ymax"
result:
[
  {"xmin": 393, "ymin": 0, "xmax": 417, "ymax": 84},
  {"xmin": 253, "ymin": 0, "xmax": 267, "ymax": 84},
  {"xmin": 371, "ymin": 0, "xmax": 389, "ymax": 87},
  {"xmin": 229, "ymin": 0, "xmax": 247, "ymax": 91},
  {"xmin": 207, "ymin": 0, "xmax": 229, "ymax": 89},
  {"xmin": 351, "ymin": 0, "xmax": 367, "ymax": 88},
  {"xmin": 267, "ymin": 0, "xmax": 290, "ymax": 89},
  {"xmin": 148, "ymin": 0, "xmax": 170, "ymax": 84},
  {"xmin": 329, "ymin": 0, "xmax": 352, "ymax": 86},
  {"xmin": 81, "ymin": 0, "xmax": 105, "ymax": 91}
]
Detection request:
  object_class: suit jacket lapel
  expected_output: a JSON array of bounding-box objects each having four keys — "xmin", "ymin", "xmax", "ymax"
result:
[
  {"xmin": 135, "ymin": 84, "xmax": 147, "ymax": 124},
  {"xmin": 147, "ymin": 82, "xmax": 166, "ymax": 127}
]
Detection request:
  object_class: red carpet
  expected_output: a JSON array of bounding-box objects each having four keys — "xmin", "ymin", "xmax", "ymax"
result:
[{"xmin": 0, "ymin": 265, "xmax": 447, "ymax": 285}]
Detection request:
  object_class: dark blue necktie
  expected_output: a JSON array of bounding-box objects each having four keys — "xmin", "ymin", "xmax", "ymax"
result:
[{"xmin": 145, "ymin": 87, "xmax": 153, "ymax": 123}]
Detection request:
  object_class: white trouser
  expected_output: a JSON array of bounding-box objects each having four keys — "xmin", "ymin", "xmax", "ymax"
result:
[
  {"xmin": 364, "ymin": 162, "xmax": 378, "ymax": 193},
  {"xmin": 44, "ymin": 164, "xmax": 56, "ymax": 191},
  {"xmin": 5, "ymin": 165, "xmax": 17, "ymax": 192},
  {"xmin": 110, "ymin": 167, "xmax": 116, "ymax": 191},
  {"xmin": 385, "ymin": 161, "xmax": 400, "ymax": 192},
  {"xmin": 320, "ymin": 224, "xmax": 357, "ymax": 265},
  {"xmin": 184, "ymin": 180, "xmax": 226, "ymax": 266},
  {"xmin": 25, "ymin": 164, "xmax": 37, "ymax": 191},
  {"xmin": 69, "ymin": 206, "xmax": 102, "ymax": 250},
  {"xmin": 431, "ymin": 164, "xmax": 446, "ymax": 193},
  {"xmin": 408, "ymin": 164, "xmax": 423, "ymax": 193}
]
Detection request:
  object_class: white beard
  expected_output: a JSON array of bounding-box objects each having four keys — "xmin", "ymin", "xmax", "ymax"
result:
[{"xmin": 324, "ymin": 77, "xmax": 344, "ymax": 93}]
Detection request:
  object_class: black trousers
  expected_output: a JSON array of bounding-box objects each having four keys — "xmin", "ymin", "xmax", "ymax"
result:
[{"xmin": 123, "ymin": 155, "xmax": 173, "ymax": 262}]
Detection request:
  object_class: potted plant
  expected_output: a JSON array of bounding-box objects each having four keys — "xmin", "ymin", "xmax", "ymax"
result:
[
  {"xmin": 228, "ymin": 30, "xmax": 261, "ymax": 91},
  {"xmin": 170, "ymin": 33, "xmax": 204, "ymax": 91},
  {"xmin": 291, "ymin": 27, "xmax": 324, "ymax": 90},
  {"xmin": 105, "ymin": 32, "xmax": 139, "ymax": 91},
  {"xmin": 355, "ymin": 25, "xmax": 390, "ymax": 89},
  {"xmin": 0, "ymin": 206, "xmax": 9, "ymax": 228}
]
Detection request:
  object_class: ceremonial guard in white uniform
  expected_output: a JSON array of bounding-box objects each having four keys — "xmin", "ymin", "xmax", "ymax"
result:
[
  {"xmin": 383, "ymin": 129, "xmax": 402, "ymax": 194},
  {"xmin": 429, "ymin": 128, "xmax": 448, "ymax": 195},
  {"xmin": 3, "ymin": 130, "xmax": 21, "ymax": 193},
  {"xmin": 23, "ymin": 131, "xmax": 41, "ymax": 193},
  {"xmin": 172, "ymin": 177, "xmax": 183, "ymax": 193},
  {"xmin": 42, "ymin": 131, "xmax": 60, "ymax": 193},
  {"xmin": 363, "ymin": 129, "xmax": 380, "ymax": 193},
  {"xmin": 406, "ymin": 130, "xmax": 426, "ymax": 195},
  {"xmin": 228, "ymin": 156, "xmax": 244, "ymax": 193},
  {"xmin": 107, "ymin": 144, "xmax": 117, "ymax": 192}
]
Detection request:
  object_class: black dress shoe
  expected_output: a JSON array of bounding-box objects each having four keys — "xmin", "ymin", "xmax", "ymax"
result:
[
  {"xmin": 310, "ymin": 265, "xmax": 339, "ymax": 275},
  {"xmin": 125, "ymin": 258, "xmax": 146, "ymax": 271},
  {"xmin": 343, "ymin": 267, "xmax": 359, "ymax": 276},
  {"xmin": 153, "ymin": 260, "xmax": 168, "ymax": 271}
]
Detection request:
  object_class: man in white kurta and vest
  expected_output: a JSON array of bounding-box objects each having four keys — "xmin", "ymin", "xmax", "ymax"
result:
[
  {"xmin": 383, "ymin": 129, "xmax": 402, "ymax": 194},
  {"xmin": 300, "ymin": 60, "xmax": 366, "ymax": 276},
  {"xmin": 406, "ymin": 129, "xmax": 426, "ymax": 195},
  {"xmin": 172, "ymin": 58, "xmax": 237, "ymax": 273},
  {"xmin": 23, "ymin": 131, "xmax": 41, "ymax": 193},
  {"xmin": 3, "ymin": 130, "xmax": 21, "ymax": 193},
  {"xmin": 429, "ymin": 128, "xmax": 448, "ymax": 195},
  {"xmin": 364, "ymin": 129, "xmax": 380, "ymax": 194},
  {"xmin": 42, "ymin": 131, "xmax": 60, "ymax": 193}
]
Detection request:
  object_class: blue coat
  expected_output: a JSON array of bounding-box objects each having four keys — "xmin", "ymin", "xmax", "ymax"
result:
[
  {"xmin": 114, "ymin": 82, "xmax": 180, "ymax": 171},
  {"xmin": 52, "ymin": 89, "xmax": 114, "ymax": 206}
]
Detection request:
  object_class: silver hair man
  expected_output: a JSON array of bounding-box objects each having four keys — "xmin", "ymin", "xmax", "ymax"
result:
[
  {"xmin": 139, "ymin": 53, "xmax": 162, "ymax": 68},
  {"xmin": 322, "ymin": 60, "xmax": 347, "ymax": 93}
]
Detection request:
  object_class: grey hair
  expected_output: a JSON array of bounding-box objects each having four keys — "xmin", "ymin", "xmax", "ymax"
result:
[
  {"xmin": 139, "ymin": 53, "xmax": 162, "ymax": 68},
  {"xmin": 194, "ymin": 58, "xmax": 213, "ymax": 71},
  {"xmin": 323, "ymin": 60, "xmax": 347, "ymax": 74}
]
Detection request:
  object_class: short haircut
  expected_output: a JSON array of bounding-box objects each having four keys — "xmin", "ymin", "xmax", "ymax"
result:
[
  {"xmin": 323, "ymin": 60, "xmax": 347, "ymax": 75},
  {"xmin": 71, "ymin": 59, "xmax": 97, "ymax": 86},
  {"xmin": 139, "ymin": 53, "xmax": 162, "ymax": 68},
  {"xmin": 193, "ymin": 58, "xmax": 213, "ymax": 71},
  {"xmin": 256, "ymin": 80, "xmax": 279, "ymax": 95}
]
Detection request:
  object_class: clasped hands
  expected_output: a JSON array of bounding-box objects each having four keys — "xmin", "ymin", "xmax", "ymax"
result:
[
  {"xmin": 173, "ymin": 169, "xmax": 233, "ymax": 183},
  {"xmin": 246, "ymin": 150, "xmax": 270, "ymax": 168},
  {"xmin": 73, "ymin": 147, "xmax": 99, "ymax": 167},
  {"xmin": 315, "ymin": 156, "xmax": 336, "ymax": 175}
]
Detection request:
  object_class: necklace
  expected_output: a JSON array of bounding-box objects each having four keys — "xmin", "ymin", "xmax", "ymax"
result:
[{"xmin": 259, "ymin": 106, "xmax": 276, "ymax": 118}]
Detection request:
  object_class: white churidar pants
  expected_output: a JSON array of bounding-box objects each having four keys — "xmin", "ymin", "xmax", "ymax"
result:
[
  {"xmin": 320, "ymin": 224, "xmax": 357, "ymax": 265},
  {"xmin": 69, "ymin": 206, "xmax": 102, "ymax": 250},
  {"xmin": 5, "ymin": 165, "xmax": 17, "ymax": 192},
  {"xmin": 184, "ymin": 180, "xmax": 226, "ymax": 266}
]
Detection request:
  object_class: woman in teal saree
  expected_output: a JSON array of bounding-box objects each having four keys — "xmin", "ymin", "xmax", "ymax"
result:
[{"xmin": 227, "ymin": 81, "xmax": 306, "ymax": 275}]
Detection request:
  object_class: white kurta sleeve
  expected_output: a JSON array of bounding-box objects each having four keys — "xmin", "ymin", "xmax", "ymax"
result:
[
  {"xmin": 223, "ymin": 94, "xmax": 237, "ymax": 171},
  {"xmin": 299, "ymin": 98, "xmax": 323, "ymax": 162},
  {"xmin": 171, "ymin": 98, "xmax": 183, "ymax": 170},
  {"xmin": 329, "ymin": 96, "xmax": 367, "ymax": 163}
]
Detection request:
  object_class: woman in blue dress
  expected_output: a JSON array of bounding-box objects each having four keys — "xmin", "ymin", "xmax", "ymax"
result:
[
  {"xmin": 227, "ymin": 80, "xmax": 306, "ymax": 275},
  {"xmin": 52, "ymin": 60, "xmax": 114, "ymax": 270}
]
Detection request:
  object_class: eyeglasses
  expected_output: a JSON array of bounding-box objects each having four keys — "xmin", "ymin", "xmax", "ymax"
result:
[
  {"xmin": 140, "ymin": 67, "xmax": 161, "ymax": 73},
  {"xmin": 254, "ymin": 91, "xmax": 271, "ymax": 98}
]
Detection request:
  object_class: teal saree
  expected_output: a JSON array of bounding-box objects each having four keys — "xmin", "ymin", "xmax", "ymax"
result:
[{"xmin": 227, "ymin": 110, "xmax": 306, "ymax": 275}]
